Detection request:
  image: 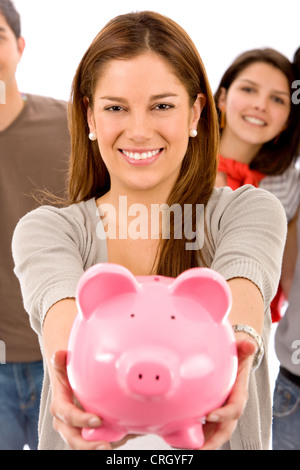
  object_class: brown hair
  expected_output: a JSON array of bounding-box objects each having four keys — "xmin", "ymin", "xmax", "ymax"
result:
[
  {"xmin": 215, "ymin": 48, "xmax": 300, "ymax": 175},
  {"xmin": 67, "ymin": 11, "xmax": 219, "ymax": 277}
]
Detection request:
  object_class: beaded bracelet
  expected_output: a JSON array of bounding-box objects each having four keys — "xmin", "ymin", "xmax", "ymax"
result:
[{"xmin": 232, "ymin": 324, "xmax": 264, "ymax": 371}]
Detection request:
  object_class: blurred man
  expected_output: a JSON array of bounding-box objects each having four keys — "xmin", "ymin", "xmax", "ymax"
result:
[{"xmin": 0, "ymin": 0, "xmax": 69, "ymax": 449}]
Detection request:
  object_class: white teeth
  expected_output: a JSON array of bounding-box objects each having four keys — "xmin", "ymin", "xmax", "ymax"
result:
[
  {"xmin": 122, "ymin": 149, "xmax": 161, "ymax": 160},
  {"xmin": 243, "ymin": 116, "xmax": 266, "ymax": 126}
]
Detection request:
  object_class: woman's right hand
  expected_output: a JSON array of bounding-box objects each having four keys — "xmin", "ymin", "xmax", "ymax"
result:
[{"xmin": 50, "ymin": 350, "xmax": 134, "ymax": 450}]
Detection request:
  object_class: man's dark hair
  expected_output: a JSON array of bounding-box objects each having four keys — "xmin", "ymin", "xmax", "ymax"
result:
[{"xmin": 0, "ymin": 0, "xmax": 21, "ymax": 38}]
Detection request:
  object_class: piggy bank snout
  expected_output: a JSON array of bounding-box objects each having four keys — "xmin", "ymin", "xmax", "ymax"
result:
[{"xmin": 127, "ymin": 361, "xmax": 172, "ymax": 398}]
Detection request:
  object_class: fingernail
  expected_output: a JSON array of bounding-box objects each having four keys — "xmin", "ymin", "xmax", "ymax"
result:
[
  {"xmin": 88, "ymin": 417, "xmax": 102, "ymax": 427},
  {"xmin": 207, "ymin": 414, "xmax": 220, "ymax": 422}
]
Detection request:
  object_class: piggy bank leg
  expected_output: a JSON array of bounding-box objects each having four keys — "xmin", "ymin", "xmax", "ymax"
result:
[
  {"xmin": 163, "ymin": 421, "xmax": 205, "ymax": 449},
  {"xmin": 82, "ymin": 425, "xmax": 126, "ymax": 443}
]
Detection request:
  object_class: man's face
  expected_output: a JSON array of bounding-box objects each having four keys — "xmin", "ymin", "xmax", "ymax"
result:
[{"xmin": 0, "ymin": 14, "xmax": 24, "ymax": 88}]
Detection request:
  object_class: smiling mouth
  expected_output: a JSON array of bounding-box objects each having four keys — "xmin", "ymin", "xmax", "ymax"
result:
[
  {"xmin": 243, "ymin": 116, "xmax": 266, "ymax": 127},
  {"xmin": 119, "ymin": 149, "xmax": 163, "ymax": 161}
]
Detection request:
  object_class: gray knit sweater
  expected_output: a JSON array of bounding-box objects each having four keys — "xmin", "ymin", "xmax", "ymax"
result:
[{"xmin": 12, "ymin": 185, "xmax": 287, "ymax": 450}]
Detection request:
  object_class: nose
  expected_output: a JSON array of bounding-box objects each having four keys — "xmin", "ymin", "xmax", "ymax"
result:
[
  {"xmin": 127, "ymin": 361, "xmax": 172, "ymax": 398},
  {"xmin": 253, "ymin": 93, "xmax": 267, "ymax": 112},
  {"xmin": 125, "ymin": 110, "xmax": 153, "ymax": 143}
]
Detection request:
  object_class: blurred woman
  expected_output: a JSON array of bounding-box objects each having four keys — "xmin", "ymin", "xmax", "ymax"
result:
[{"xmin": 215, "ymin": 48, "xmax": 300, "ymax": 322}]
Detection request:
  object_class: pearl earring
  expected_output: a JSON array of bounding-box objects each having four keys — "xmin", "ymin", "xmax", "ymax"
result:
[
  {"xmin": 189, "ymin": 129, "xmax": 197, "ymax": 138},
  {"xmin": 89, "ymin": 132, "xmax": 97, "ymax": 141}
]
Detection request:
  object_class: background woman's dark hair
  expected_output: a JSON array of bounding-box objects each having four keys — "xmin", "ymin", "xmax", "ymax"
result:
[
  {"xmin": 214, "ymin": 48, "xmax": 300, "ymax": 175},
  {"xmin": 293, "ymin": 46, "xmax": 300, "ymax": 70},
  {"xmin": 0, "ymin": 0, "xmax": 21, "ymax": 38}
]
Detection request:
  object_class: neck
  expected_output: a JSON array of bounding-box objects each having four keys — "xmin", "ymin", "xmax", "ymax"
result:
[
  {"xmin": 99, "ymin": 185, "xmax": 172, "ymax": 211},
  {"xmin": 0, "ymin": 80, "xmax": 25, "ymax": 131},
  {"xmin": 220, "ymin": 128, "xmax": 262, "ymax": 165},
  {"xmin": 97, "ymin": 185, "xmax": 174, "ymax": 240}
]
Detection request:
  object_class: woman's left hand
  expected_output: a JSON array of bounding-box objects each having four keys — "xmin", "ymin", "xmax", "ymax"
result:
[{"xmin": 200, "ymin": 335, "xmax": 257, "ymax": 450}]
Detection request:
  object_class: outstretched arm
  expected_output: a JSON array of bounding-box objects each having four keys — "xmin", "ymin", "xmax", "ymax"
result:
[{"xmin": 202, "ymin": 277, "xmax": 264, "ymax": 450}]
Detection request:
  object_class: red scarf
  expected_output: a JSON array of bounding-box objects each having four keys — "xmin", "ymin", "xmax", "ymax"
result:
[{"xmin": 218, "ymin": 155, "xmax": 266, "ymax": 189}]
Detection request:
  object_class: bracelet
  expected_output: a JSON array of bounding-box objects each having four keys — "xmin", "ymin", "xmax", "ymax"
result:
[{"xmin": 232, "ymin": 324, "xmax": 264, "ymax": 371}]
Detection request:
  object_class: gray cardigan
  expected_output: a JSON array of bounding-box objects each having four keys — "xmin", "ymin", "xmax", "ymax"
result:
[{"xmin": 12, "ymin": 185, "xmax": 287, "ymax": 450}]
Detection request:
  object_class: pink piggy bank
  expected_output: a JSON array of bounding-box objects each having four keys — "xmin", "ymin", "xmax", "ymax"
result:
[{"xmin": 67, "ymin": 263, "xmax": 237, "ymax": 449}]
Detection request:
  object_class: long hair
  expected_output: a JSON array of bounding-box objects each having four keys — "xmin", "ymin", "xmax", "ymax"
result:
[
  {"xmin": 214, "ymin": 48, "xmax": 300, "ymax": 175},
  {"xmin": 68, "ymin": 11, "xmax": 219, "ymax": 277}
]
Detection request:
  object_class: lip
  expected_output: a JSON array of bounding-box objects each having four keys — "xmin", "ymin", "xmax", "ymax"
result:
[
  {"xmin": 119, "ymin": 148, "xmax": 164, "ymax": 166},
  {"xmin": 242, "ymin": 115, "xmax": 267, "ymax": 127}
]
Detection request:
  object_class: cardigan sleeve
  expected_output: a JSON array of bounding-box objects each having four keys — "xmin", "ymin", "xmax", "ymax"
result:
[
  {"xmin": 12, "ymin": 204, "xmax": 91, "ymax": 336},
  {"xmin": 206, "ymin": 186, "xmax": 287, "ymax": 311},
  {"xmin": 259, "ymin": 165, "xmax": 300, "ymax": 223}
]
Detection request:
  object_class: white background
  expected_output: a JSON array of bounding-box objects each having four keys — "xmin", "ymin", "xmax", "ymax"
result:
[{"xmin": 13, "ymin": 0, "xmax": 300, "ymax": 101}]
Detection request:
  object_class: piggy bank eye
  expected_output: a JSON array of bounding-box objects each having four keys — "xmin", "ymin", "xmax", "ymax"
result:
[
  {"xmin": 170, "ymin": 315, "xmax": 176, "ymax": 320},
  {"xmin": 130, "ymin": 313, "xmax": 135, "ymax": 318}
]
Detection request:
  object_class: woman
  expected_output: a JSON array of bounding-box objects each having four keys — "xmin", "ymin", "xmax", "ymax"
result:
[
  {"xmin": 12, "ymin": 12, "xmax": 286, "ymax": 450},
  {"xmin": 214, "ymin": 48, "xmax": 300, "ymax": 321}
]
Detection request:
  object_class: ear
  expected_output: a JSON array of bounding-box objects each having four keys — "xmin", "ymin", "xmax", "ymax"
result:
[
  {"xmin": 76, "ymin": 263, "xmax": 140, "ymax": 320},
  {"xmin": 217, "ymin": 87, "xmax": 227, "ymax": 112},
  {"xmin": 17, "ymin": 36, "xmax": 25, "ymax": 62},
  {"xmin": 85, "ymin": 98, "xmax": 96, "ymax": 134},
  {"xmin": 170, "ymin": 268, "xmax": 231, "ymax": 324},
  {"xmin": 190, "ymin": 93, "xmax": 206, "ymax": 130}
]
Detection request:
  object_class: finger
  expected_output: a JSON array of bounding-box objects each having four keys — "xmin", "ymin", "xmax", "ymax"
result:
[
  {"xmin": 52, "ymin": 399, "xmax": 102, "ymax": 430},
  {"xmin": 50, "ymin": 351, "xmax": 103, "ymax": 430},
  {"xmin": 53, "ymin": 417, "xmax": 111, "ymax": 451},
  {"xmin": 201, "ymin": 419, "xmax": 237, "ymax": 450},
  {"xmin": 51, "ymin": 350, "xmax": 71, "ymax": 388},
  {"xmin": 206, "ymin": 341, "xmax": 255, "ymax": 424},
  {"xmin": 237, "ymin": 339, "xmax": 257, "ymax": 360}
]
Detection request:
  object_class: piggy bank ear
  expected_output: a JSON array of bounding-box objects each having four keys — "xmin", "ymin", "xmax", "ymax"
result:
[
  {"xmin": 170, "ymin": 268, "xmax": 231, "ymax": 324},
  {"xmin": 76, "ymin": 263, "xmax": 140, "ymax": 320}
]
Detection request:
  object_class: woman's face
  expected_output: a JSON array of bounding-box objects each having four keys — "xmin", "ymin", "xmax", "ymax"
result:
[
  {"xmin": 87, "ymin": 52, "xmax": 204, "ymax": 198},
  {"xmin": 218, "ymin": 62, "xmax": 291, "ymax": 147}
]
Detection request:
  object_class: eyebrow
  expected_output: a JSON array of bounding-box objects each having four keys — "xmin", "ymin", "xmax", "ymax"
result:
[
  {"xmin": 98, "ymin": 93, "xmax": 179, "ymax": 102},
  {"xmin": 238, "ymin": 78, "xmax": 290, "ymax": 96}
]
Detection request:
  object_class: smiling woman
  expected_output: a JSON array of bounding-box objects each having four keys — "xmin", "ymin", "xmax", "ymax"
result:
[
  {"xmin": 215, "ymin": 48, "xmax": 300, "ymax": 176},
  {"xmin": 218, "ymin": 63, "xmax": 291, "ymax": 165},
  {"xmin": 214, "ymin": 48, "xmax": 300, "ymax": 324},
  {"xmin": 86, "ymin": 53, "xmax": 203, "ymax": 197}
]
